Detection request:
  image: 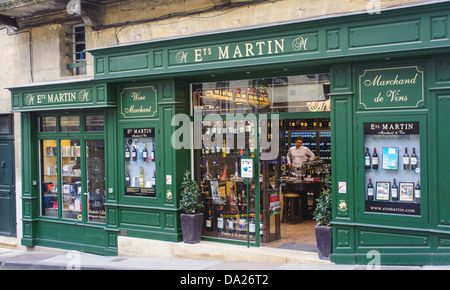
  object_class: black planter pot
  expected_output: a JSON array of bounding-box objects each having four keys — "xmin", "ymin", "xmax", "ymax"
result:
[
  {"xmin": 180, "ymin": 213, "xmax": 203, "ymax": 244},
  {"xmin": 315, "ymin": 225, "xmax": 332, "ymax": 260}
]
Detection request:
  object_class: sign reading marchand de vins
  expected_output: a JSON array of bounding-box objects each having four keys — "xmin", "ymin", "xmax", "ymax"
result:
[
  {"xmin": 359, "ymin": 66, "xmax": 424, "ymax": 110},
  {"xmin": 120, "ymin": 86, "xmax": 157, "ymax": 118}
]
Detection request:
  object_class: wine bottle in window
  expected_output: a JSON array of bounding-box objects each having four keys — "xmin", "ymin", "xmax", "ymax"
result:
[
  {"xmin": 403, "ymin": 147, "xmax": 410, "ymax": 170},
  {"xmin": 367, "ymin": 178, "xmax": 374, "ymax": 200},
  {"xmin": 151, "ymin": 142, "xmax": 155, "ymax": 162},
  {"xmin": 132, "ymin": 146, "xmax": 137, "ymax": 161},
  {"xmin": 142, "ymin": 144, "xmax": 148, "ymax": 161},
  {"xmin": 372, "ymin": 148, "xmax": 378, "ymax": 169},
  {"xmin": 125, "ymin": 145, "xmax": 131, "ymax": 161},
  {"xmin": 206, "ymin": 210, "xmax": 213, "ymax": 232},
  {"xmin": 411, "ymin": 147, "xmax": 418, "ymax": 170},
  {"xmin": 392, "ymin": 178, "xmax": 398, "ymax": 201},
  {"xmin": 365, "ymin": 147, "xmax": 371, "ymax": 169},
  {"xmin": 415, "ymin": 180, "xmax": 421, "ymax": 202},
  {"xmin": 139, "ymin": 167, "xmax": 145, "ymax": 188},
  {"xmin": 217, "ymin": 206, "xmax": 225, "ymax": 234},
  {"xmin": 125, "ymin": 168, "xmax": 130, "ymax": 187}
]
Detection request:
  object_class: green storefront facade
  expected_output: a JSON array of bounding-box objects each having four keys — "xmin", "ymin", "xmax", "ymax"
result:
[{"xmin": 9, "ymin": 2, "xmax": 450, "ymax": 264}]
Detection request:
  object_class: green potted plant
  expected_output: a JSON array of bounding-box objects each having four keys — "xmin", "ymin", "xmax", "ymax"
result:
[
  {"xmin": 179, "ymin": 170, "xmax": 203, "ymax": 244},
  {"xmin": 313, "ymin": 174, "xmax": 332, "ymax": 260}
]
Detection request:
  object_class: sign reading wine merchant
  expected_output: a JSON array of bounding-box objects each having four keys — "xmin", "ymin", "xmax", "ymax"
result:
[
  {"xmin": 120, "ymin": 86, "xmax": 157, "ymax": 119},
  {"xmin": 359, "ymin": 66, "xmax": 424, "ymax": 110}
]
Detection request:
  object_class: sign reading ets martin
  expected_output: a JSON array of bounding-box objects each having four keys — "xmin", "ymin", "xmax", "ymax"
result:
[
  {"xmin": 24, "ymin": 89, "xmax": 92, "ymax": 107},
  {"xmin": 169, "ymin": 32, "xmax": 317, "ymax": 66},
  {"xmin": 120, "ymin": 86, "xmax": 157, "ymax": 119},
  {"xmin": 359, "ymin": 66, "xmax": 424, "ymax": 110}
]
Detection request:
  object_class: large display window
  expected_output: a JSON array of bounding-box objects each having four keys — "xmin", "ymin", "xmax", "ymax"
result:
[
  {"xmin": 38, "ymin": 112, "xmax": 106, "ymax": 223},
  {"xmin": 192, "ymin": 74, "xmax": 330, "ymax": 115},
  {"xmin": 360, "ymin": 116, "xmax": 426, "ymax": 218},
  {"xmin": 123, "ymin": 128, "xmax": 157, "ymax": 197}
]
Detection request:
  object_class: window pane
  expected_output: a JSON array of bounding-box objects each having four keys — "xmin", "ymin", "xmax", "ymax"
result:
[
  {"xmin": 0, "ymin": 115, "xmax": 10, "ymax": 134},
  {"xmin": 61, "ymin": 139, "xmax": 81, "ymax": 219},
  {"xmin": 60, "ymin": 116, "xmax": 80, "ymax": 132},
  {"xmin": 192, "ymin": 74, "xmax": 330, "ymax": 114},
  {"xmin": 40, "ymin": 140, "xmax": 58, "ymax": 217},
  {"xmin": 86, "ymin": 139, "xmax": 105, "ymax": 223},
  {"xmin": 39, "ymin": 116, "xmax": 56, "ymax": 132},
  {"xmin": 85, "ymin": 115, "xmax": 104, "ymax": 132}
]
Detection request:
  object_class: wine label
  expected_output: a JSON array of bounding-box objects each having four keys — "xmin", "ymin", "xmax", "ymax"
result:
[
  {"xmin": 403, "ymin": 157, "xmax": 410, "ymax": 164},
  {"xmin": 217, "ymin": 218, "xmax": 223, "ymax": 228},
  {"xmin": 411, "ymin": 157, "xmax": 418, "ymax": 165},
  {"xmin": 365, "ymin": 156, "xmax": 370, "ymax": 166},
  {"xmin": 392, "ymin": 188, "xmax": 398, "ymax": 198},
  {"xmin": 372, "ymin": 158, "xmax": 378, "ymax": 165},
  {"xmin": 368, "ymin": 188, "xmax": 374, "ymax": 196}
]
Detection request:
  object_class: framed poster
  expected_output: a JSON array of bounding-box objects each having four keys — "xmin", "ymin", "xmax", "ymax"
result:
[
  {"xmin": 400, "ymin": 182, "xmax": 414, "ymax": 202},
  {"xmin": 382, "ymin": 147, "xmax": 398, "ymax": 169},
  {"xmin": 376, "ymin": 181, "xmax": 390, "ymax": 201}
]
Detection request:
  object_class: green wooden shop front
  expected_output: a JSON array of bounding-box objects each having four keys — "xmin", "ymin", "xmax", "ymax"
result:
[{"xmin": 10, "ymin": 2, "xmax": 450, "ymax": 264}]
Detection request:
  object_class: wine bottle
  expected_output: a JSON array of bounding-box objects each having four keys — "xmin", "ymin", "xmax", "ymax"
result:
[
  {"xmin": 228, "ymin": 214, "xmax": 236, "ymax": 235},
  {"xmin": 259, "ymin": 214, "xmax": 264, "ymax": 237},
  {"xmin": 239, "ymin": 206, "xmax": 247, "ymax": 235},
  {"xmin": 125, "ymin": 145, "xmax": 131, "ymax": 161},
  {"xmin": 415, "ymin": 180, "xmax": 421, "ymax": 202},
  {"xmin": 392, "ymin": 178, "xmax": 398, "ymax": 201},
  {"xmin": 132, "ymin": 146, "xmax": 137, "ymax": 161},
  {"xmin": 125, "ymin": 168, "xmax": 130, "ymax": 187},
  {"xmin": 365, "ymin": 147, "xmax": 371, "ymax": 169},
  {"xmin": 403, "ymin": 147, "xmax": 410, "ymax": 170},
  {"xmin": 139, "ymin": 167, "xmax": 145, "ymax": 188},
  {"xmin": 411, "ymin": 147, "xmax": 418, "ymax": 170},
  {"xmin": 367, "ymin": 178, "xmax": 374, "ymax": 200},
  {"xmin": 372, "ymin": 148, "xmax": 378, "ymax": 169},
  {"xmin": 142, "ymin": 144, "xmax": 148, "ymax": 161},
  {"xmin": 217, "ymin": 206, "xmax": 225, "ymax": 234},
  {"xmin": 249, "ymin": 214, "xmax": 256, "ymax": 237},
  {"xmin": 151, "ymin": 142, "xmax": 155, "ymax": 162},
  {"xmin": 206, "ymin": 210, "xmax": 213, "ymax": 232}
]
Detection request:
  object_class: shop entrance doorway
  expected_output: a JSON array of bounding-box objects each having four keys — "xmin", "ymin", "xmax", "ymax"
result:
[{"xmin": 259, "ymin": 117, "xmax": 331, "ymax": 252}]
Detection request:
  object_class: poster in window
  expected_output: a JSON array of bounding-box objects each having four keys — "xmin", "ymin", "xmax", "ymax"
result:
[{"xmin": 376, "ymin": 182, "xmax": 390, "ymax": 201}]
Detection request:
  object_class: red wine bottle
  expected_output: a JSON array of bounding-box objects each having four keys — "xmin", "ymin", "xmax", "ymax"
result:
[
  {"xmin": 372, "ymin": 148, "xmax": 378, "ymax": 169},
  {"xmin": 392, "ymin": 179, "xmax": 398, "ymax": 201}
]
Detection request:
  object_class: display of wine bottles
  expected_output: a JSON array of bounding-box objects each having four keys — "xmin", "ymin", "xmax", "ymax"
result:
[
  {"xmin": 364, "ymin": 133, "xmax": 421, "ymax": 209},
  {"xmin": 124, "ymin": 128, "xmax": 156, "ymax": 197}
]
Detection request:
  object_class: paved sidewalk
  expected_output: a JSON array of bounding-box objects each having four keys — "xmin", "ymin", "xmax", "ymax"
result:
[{"xmin": 0, "ymin": 246, "xmax": 449, "ymax": 271}]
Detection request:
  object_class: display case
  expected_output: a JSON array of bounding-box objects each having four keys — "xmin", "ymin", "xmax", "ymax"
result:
[
  {"xmin": 123, "ymin": 128, "xmax": 156, "ymax": 197},
  {"xmin": 196, "ymin": 118, "xmax": 258, "ymax": 242},
  {"xmin": 363, "ymin": 120, "xmax": 422, "ymax": 216}
]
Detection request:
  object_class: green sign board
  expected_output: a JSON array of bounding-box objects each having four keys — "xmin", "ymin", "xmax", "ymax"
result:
[
  {"xmin": 120, "ymin": 85, "xmax": 158, "ymax": 118},
  {"xmin": 169, "ymin": 32, "xmax": 318, "ymax": 66},
  {"xmin": 23, "ymin": 89, "xmax": 92, "ymax": 107},
  {"xmin": 358, "ymin": 66, "xmax": 424, "ymax": 110}
]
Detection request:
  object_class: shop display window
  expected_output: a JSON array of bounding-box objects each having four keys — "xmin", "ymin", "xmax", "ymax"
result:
[
  {"xmin": 364, "ymin": 121, "xmax": 421, "ymax": 215},
  {"xmin": 198, "ymin": 118, "xmax": 258, "ymax": 242},
  {"xmin": 38, "ymin": 113, "xmax": 106, "ymax": 222},
  {"xmin": 192, "ymin": 74, "xmax": 330, "ymax": 115},
  {"xmin": 123, "ymin": 128, "xmax": 156, "ymax": 197}
]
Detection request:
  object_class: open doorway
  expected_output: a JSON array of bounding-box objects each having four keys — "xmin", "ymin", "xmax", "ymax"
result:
[{"xmin": 259, "ymin": 117, "xmax": 331, "ymax": 252}]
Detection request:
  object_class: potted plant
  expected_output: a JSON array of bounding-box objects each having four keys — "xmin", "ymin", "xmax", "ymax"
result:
[
  {"xmin": 179, "ymin": 170, "xmax": 203, "ymax": 244},
  {"xmin": 313, "ymin": 174, "xmax": 332, "ymax": 260}
]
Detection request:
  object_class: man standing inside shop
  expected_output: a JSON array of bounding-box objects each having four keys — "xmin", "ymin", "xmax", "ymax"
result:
[{"xmin": 287, "ymin": 136, "xmax": 315, "ymax": 176}]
